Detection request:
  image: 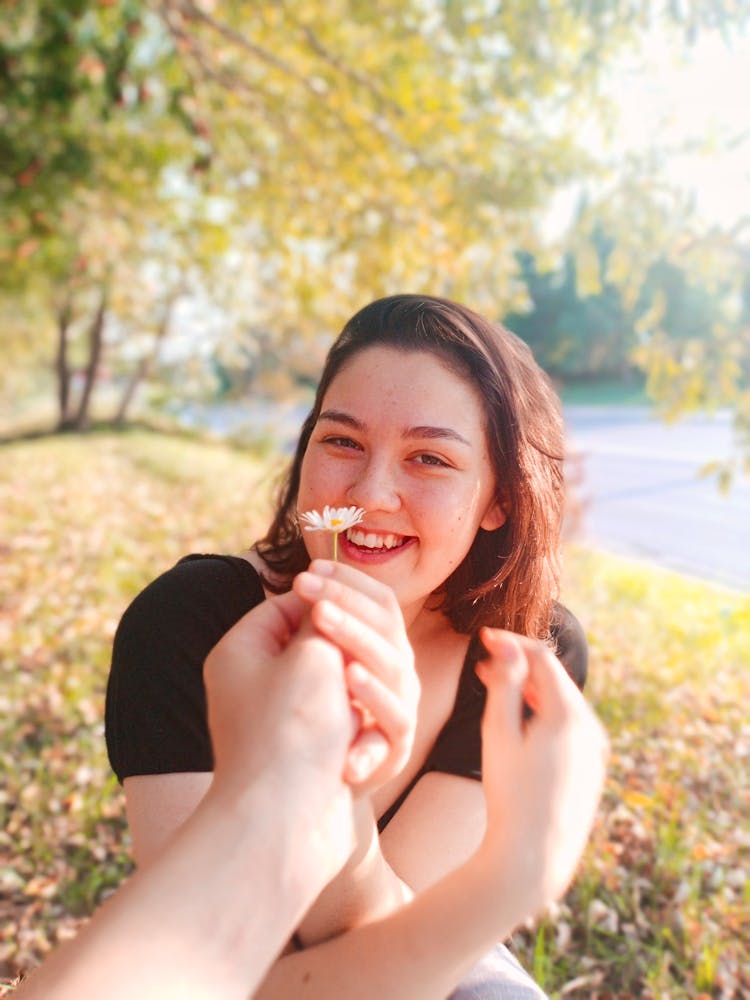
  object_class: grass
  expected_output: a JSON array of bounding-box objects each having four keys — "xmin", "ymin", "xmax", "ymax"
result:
[
  {"xmin": 1, "ymin": 432, "xmax": 748, "ymax": 997},
  {"xmin": 511, "ymin": 549, "xmax": 750, "ymax": 998}
]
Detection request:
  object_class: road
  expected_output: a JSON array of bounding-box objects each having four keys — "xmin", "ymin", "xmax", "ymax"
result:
[{"xmin": 564, "ymin": 407, "xmax": 750, "ymax": 592}]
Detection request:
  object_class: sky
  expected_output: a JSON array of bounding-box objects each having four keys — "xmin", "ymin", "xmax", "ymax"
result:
[
  {"xmin": 545, "ymin": 27, "xmax": 750, "ymax": 240},
  {"xmin": 615, "ymin": 30, "xmax": 750, "ymax": 228}
]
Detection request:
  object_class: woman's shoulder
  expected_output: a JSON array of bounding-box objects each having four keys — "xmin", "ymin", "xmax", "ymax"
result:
[
  {"xmin": 550, "ymin": 603, "xmax": 588, "ymax": 691},
  {"xmin": 138, "ymin": 550, "xmax": 264, "ymax": 598},
  {"xmin": 172, "ymin": 552, "xmax": 265, "ymax": 595},
  {"xmin": 116, "ymin": 553, "xmax": 266, "ymax": 642},
  {"xmin": 107, "ymin": 553, "xmax": 266, "ymax": 781}
]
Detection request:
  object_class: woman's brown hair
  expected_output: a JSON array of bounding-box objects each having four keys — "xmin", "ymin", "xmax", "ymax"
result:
[{"xmin": 256, "ymin": 294, "xmax": 564, "ymax": 641}]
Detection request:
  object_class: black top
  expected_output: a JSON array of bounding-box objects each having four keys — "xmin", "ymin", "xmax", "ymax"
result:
[{"xmin": 105, "ymin": 554, "xmax": 588, "ymax": 831}]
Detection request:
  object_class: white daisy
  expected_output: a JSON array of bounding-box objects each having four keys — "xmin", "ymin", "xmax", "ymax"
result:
[
  {"xmin": 299, "ymin": 505, "xmax": 365, "ymax": 533},
  {"xmin": 298, "ymin": 505, "xmax": 365, "ymax": 560}
]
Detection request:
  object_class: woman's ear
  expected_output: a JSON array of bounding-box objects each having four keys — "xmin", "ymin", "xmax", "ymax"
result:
[{"xmin": 480, "ymin": 497, "xmax": 507, "ymax": 532}]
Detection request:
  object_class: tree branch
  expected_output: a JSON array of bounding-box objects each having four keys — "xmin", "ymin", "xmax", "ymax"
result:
[
  {"xmin": 55, "ymin": 291, "xmax": 74, "ymax": 431},
  {"xmin": 278, "ymin": 2, "xmax": 406, "ymax": 119},
  {"xmin": 74, "ymin": 284, "xmax": 109, "ymax": 431},
  {"xmin": 114, "ymin": 289, "xmax": 180, "ymax": 426},
  {"xmin": 157, "ymin": 0, "xmax": 405, "ymax": 161}
]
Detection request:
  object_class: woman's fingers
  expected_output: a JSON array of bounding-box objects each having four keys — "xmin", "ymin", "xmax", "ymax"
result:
[
  {"xmin": 346, "ymin": 661, "xmax": 414, "ymax": 749},
  {"xmin": 293, "ymin": 562, "xmax": 416, "ymax": 696},
  {"xmin": 294, "ymin": 564, "xmax": 396, "ymax": 639},
  {"xmin": 294, "ymin": 560, "xmax": 405, "ymax": 642},
  {"xmin": 343, "ymin": 661, "xmax": 413, "ymax": 788},
  {"xmin": 310, "ymin": 598, "xmax": 416, "ymax": 691},
  {"xmin": 292, "ymin": 559, "xmax": 419, "ymax": 793},
  {"xmin": 309, "ymin": 559, "xmax": 401, "ymax": 611},
  {"xmin": 344, "ymin": 728, "xmax": 390, "ymax": 786}
]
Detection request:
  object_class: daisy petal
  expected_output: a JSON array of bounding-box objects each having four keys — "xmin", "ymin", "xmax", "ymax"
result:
[{"xmin": 299, "ymin": 505, "xmax": 366, "ymax": 533}]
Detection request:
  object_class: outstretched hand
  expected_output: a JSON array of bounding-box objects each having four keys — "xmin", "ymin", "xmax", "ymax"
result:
[
  {"xmin": 475, "ymin": 629, "xmax": 608, "ymax": 916},
  {"xmin": 203, "ymin": 590, "xmax": 358, "ymax": 883}
]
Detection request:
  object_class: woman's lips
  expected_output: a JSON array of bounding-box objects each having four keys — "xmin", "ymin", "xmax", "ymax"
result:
[
  {"xmin": 346, "ymin": 527, "xmax": 409, "ymax": 550},
  {"xmin": 339, "ymin": 531, "xmax": 415, "ymax": 562}
]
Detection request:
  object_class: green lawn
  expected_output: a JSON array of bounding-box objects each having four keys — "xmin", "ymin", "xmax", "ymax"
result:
[{"xmin": 1, "ymin": 432, "xmax": 747, "ymax": 997}]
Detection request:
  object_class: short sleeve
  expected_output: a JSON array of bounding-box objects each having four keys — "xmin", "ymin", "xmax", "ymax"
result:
[
  {"xmin": 105, "ymin": 554, "xmax": 265, "ymax": 782},
  {"xmin": 550, "ymin": 603, "xmax": 588, "ymax": 691},
  {"xmin": 423, "ymin": 636, "xmax": 487, "ymax": 784},
  {"xmin": 419, "ymin": 604, "xmax": 589, "ymax": 786}
]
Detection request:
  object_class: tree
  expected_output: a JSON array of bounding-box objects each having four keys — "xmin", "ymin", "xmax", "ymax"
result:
[
  {"xmin": 636, "ymin": 228, "xmax": 750, "ymax": 484},
  {"xmin": 503, "ymin": 218, "xmax": 744, "ymax": 397},
  {"xmin": 2, "ymin": 0, "xmax": 748, "ymax": 432},
  {"xmin": 503, "ymin": 228, "xmax": 637, "ymax": 381},
  {"xmin": 561, "ymin": 170, "xmax": 750, "ymax": 480},
  {"xmin": 1, "ymin": 0, "xmax": 202, "ymax": 428}
]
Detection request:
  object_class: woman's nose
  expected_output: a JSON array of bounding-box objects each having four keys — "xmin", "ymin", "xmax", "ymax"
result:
[{"xmin": 346, "ymin": 459, "xmax": 402, "ymax": 512}]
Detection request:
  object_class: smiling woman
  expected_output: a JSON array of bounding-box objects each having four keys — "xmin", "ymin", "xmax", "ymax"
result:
[
  {"xmin": 294, "ymin": 345, "xmax": 506, "ymax": 621},
  {"xmin": 104, "ymin": 294, "xmax": 599, "ymax": 999}
]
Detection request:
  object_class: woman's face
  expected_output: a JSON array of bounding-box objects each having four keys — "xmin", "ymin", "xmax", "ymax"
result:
[{"xmin": 298, "ymin": 345, "xmax": 504, "ymax": 621}]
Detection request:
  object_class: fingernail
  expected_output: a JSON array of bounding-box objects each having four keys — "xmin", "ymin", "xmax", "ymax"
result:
[
  {"xmin": 480, "ymin": 628, "xmax": 519, "ymax": 663},
  {"xmin": 310, "ymin": 559, "xmax": 335, "ymax": 576},
  {"xmin": 297, "ymin": 572, "xmax": 324, "ymax": 595}
]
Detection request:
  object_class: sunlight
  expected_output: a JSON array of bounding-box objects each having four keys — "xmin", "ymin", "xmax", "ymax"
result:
[{"xmin": 614, "ymin": 32, "xmax": 750, "ymax": 225}]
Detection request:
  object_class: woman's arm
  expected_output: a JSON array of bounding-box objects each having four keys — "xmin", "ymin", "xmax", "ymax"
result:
[
  {"xmin": 293, "ymin": 795, "xmax": 414, "ymax": 946},
  {"xmin": 255, "ymin": 629, "xmax": 608, "ymax": 1000},
  {"xmin": 123, "ymin": 764, "xmax": 485, "ymax": 950}
]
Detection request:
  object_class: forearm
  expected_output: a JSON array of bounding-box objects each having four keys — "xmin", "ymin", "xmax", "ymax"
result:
[
  {"xmin": 256, "ymin": 841, "xmax": 535, "ymax": 1000},
  {"xmin": 296, "ymin": 800, "xmax": 413, "ymax": 947},
  {"xmin": 18, "ymin": 784, "xmax": 330, "ymax": 1000}
]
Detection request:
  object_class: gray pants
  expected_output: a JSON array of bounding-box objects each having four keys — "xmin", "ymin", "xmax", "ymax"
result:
[{"xmin": 447, "ymin": 943, "xmax": 548, "ymax": 1000}]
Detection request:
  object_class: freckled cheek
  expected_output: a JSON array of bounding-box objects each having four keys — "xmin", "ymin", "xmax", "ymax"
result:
[
  {"xmin": 428, "ymin": 486, "xmax": 487, "ymax": 556},
  {"xmin": 299, "ymin": 453, "xmax": 350, "ymax": 508},
  {"xmin": 417, "ymin": 481, "xmax": 481, "ymax": 521}
]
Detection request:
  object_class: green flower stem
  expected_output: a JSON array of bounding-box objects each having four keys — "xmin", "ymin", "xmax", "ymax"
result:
[{"xmin": 333, "ymin": 532, "xmax": 339, "ymax": 562}]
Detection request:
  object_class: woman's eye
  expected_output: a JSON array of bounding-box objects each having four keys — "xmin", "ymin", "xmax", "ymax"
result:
[
  {"xmin": 324, "ymin": 436, "xmax": 361, "ymax": 450},
  {"xmin": 415, "ymin": 453, "xmax": 449, "ymax": 467}
]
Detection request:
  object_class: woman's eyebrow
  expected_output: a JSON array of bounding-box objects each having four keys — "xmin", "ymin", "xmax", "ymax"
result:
[
  {"xmin": 318, "ymin": 409, "xmax": 470, "ymax": 447},
  {"xmin": 318, "ymin": 409, "xmax": 364, "ymax": 430},
  {"xmin": 405, "ymin": 425, "xmax": 471, "ymax": 446}
]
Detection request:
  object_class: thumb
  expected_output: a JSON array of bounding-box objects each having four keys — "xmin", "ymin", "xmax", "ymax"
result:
[
  {"xmin": 476, "ymin": 629, "xmax": 528, "ymax": 741},
  {"xmin": 231, "ymin": 590, "xmax": 309, "ymax": 657}
]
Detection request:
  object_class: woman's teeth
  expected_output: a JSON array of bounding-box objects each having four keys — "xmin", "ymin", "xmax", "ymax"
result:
[{"xmin": 347, "ymin": 528, "xmax": 405, "ymax": 550}]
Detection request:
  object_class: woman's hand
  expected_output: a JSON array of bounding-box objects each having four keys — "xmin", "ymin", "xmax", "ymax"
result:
[
  {"xmin": 293, "ymin": 560, "xmax": 420, "ymax": 795},
  {"xmin": 475, "ymin": 629, "xmax": 608, "ymax": 917}
]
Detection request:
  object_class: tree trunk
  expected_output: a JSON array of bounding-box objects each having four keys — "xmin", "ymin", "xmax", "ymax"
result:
[
  {"xmin": 113, "ymin": 292, "xmax": 178, "ymax": 426},
  {"xmin": 74, "ymin": 285, "xmax": 108, "ymax": 431},
  {"xmin": 55, "ymin": 295, "xmax": 74, "ymax": 431}
]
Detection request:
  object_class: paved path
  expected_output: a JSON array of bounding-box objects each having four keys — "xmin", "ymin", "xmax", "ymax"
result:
[{"xmin": 564, "ymin": 407, "xmax": 750, "ymax": 592}]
